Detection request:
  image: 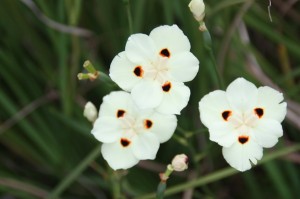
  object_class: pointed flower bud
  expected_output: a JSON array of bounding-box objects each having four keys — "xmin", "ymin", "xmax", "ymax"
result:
[
  {"xmin": 188, "ymin": 0, "xmax": 205, "ymax": 22},
  {"xmin": 171, "ymin": 154, "xmax": 188, "ymax": 171},
  {"xmin": 83, "ymin": 101, "xmax": 98, "ymax": 123}
]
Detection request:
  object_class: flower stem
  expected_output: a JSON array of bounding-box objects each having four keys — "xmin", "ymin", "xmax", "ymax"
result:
[
  {"xmin": 123, "ymin": 0, "xmax": 133, "ymax": 34},
  {"xmin": 202, "ymin": 26, "xmax": 225, "ymax": 89},
  {"xmin": 47, "ymin": 144, "xmax": 102, "ymax": 199},
  {"xmin": 136, "ymin": 144, "xmax": 300, "ymax": 199}
]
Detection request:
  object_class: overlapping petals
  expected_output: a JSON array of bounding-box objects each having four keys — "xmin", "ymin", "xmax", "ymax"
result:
[
  {"xmin": 92, "ymin": 91, "xmax": 177, "ymax": 170},
  {"xmin": 199, "ymin": 78, "xmax": 287, "ymax": 172},
  {"xmin": 110, "ymin": 25, "xmax": 199, "ymax": 115}
]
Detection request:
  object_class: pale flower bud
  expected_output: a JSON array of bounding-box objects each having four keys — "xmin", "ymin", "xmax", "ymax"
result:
[
  {"xmin": 171, "ymin": 154, "xmax": 188, "ymax": 172},
  {"xmin": 83, "ymin": 101, "xmax": 98, "ymax": 123},
  {"xmin": 188, "ymin": 0, "xmax": 205, "ymax": 22}
]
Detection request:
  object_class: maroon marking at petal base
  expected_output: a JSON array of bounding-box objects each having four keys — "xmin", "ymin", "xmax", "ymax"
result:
[
  {"xmin": 144, "ymin": 119, "xmax": 153, "ymax": 129},
  {"xmin": 133, "ymin": 66, "xmax": 144, "ymax": 77},
  {"xmin": 117, "ymin": 109, "xmax": 126, "ymax": 118},
  {"xmin": 160, "ymin": 48, "xmax": 171, "ymax": 58},
  {"xmin": 238, "ymin": 136, "xmax": 249, "ymax": 144},
  {"xmin": 162, "ymin": 81, "xmax": 171, "ymax": 92},
  {"xmin": 120, "ymin": 138, "xmax": 131, "ymax": 147},
  {"xmin": 222, "ymin": 110, "xmax": 232, "ymax": 121},
  {"xmin": 254, "ymin": 108, "xmax": 264, "ymax": 118}
]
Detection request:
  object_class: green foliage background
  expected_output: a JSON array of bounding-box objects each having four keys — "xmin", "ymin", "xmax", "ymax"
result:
[{"xmin": 0, "ymin": 0, "xmax": 300, "ymax": 198}]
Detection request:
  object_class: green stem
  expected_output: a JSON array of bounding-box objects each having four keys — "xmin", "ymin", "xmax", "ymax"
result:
[
  {"xmin": 47, "ymin": 144, "xmax": 102, "ymax": 199},
  {"xmin": 202, "ymin": 28, "xmax": 225, "ymax": 89},
  {"xmin": 136, "ymin": 144, "xmax": 300, "ymax": 199},
  {"xmin": 124, "ymin": 0, "xmax": 133, "ymax": 34}
]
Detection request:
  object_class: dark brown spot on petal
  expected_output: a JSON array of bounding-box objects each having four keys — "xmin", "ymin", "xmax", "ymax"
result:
[
  {"xmin": 117, "ymin": 109, "xmax": 125, "ymax": 118},
  {"xmin": 160, "ymin": 48, "xmax": 170, "ymax": 58},
  {"xmin": 144, "ymin": 119, "xmax": 153, "ymax": 129},
  {"xmin": 254, "ymin": 108, "xmax": 264, "ymax": 118},
  {"xmin": 238, "ymin": 136, "xmax": 249, "ymax": 144},
  {"xmin": 133, "ymin": 66, "xmax": 144, "ymax": 77},
  {"xmin": 120, "ymin": 138, "xmax": 131, "ymax": 147},
  {"xmin": 162, "ymin": 81, "xmax": 171, "ymax": 92},
  {"xmin": 222, "ymin": 110, "xmax": 232, "ymax": 121}
]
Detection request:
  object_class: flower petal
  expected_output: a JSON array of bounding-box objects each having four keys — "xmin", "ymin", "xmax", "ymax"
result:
[
  {"xmin": 149, "ymin": 25, "xmax": 191, "ymax": 56},
  {"xmin": 167, "ymin": 52, "xmax": 199, "ymax": 82},
  {"xmin": 131, "ymin": 133, "xmax": 160, "ymax": 160},
  {"xmin": 101, "ymin": 142, "xmax": 139, "ymax": 170},
  {"xmin": 125, "ymin": 33, "xmax": 156, "ymax": 64},
  {"xmin": 131, "ymin": 80, "xmax": 163, "ymax": 109},
  {"xmin": 137, "ymin": 111, "xmax": 177, "ymax": 143},
  {"xmin": 91, "ymin": 117, "xmax": 123, "ymax": 143},
  {"xmin": 156, "ymin": 81, "xmax": 190, "ymax": 115},
  {"xmin": 208, "ymin": 122, "xmax": 237, "ymax": 147},
  {"xmin": 251, "ymin": 118, "xmax": 283, "ymax": 148},
  {"xmin": 199, "ymin": 90, "xmax": 232, "ymax": 127},
  {"xmin": 99, "ymin": 91, "xmax": 137, "ymax": 118},
  {"xmin": 109, "ymin": 52, "xmax": 144, "ymax": 91},
  {"xmin": 222, "ymin": 138, "xmax": 263, "ymax": 172},
  {"xmin": 226, "ymin": 78, "xmax": 258, "ymax": 113},
  {"xmin": 256, "ymin": 86, "xmax": 287, "ymax": 122}
]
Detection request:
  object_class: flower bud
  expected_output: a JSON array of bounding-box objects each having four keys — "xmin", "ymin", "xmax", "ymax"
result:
[
  {"xmin": 188, "ymin": 0, "xmax": 205, "ymax": 22},
  {"xmin": 171, "ymin": 154, "xmax": 188, "ymax": 172},
  {"xmin": 83, "ymin": 101, "xmax": 98, "ymax": 123}
]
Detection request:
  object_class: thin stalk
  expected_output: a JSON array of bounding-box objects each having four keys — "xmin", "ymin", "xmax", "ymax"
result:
[
  {"xmin": 124, "ymin": 0, "xmax": 133, "ymax": 34},
  {"xmin": 136, "ymin": 144, "xmax": 300, "ymax": 199},
  {"xmin": 47, "ymin": 144, "xmax": 102, "ymax": 199},
  {"xmin": 202, "ymin": 28, "xmax": 225, "ymax": 89}
]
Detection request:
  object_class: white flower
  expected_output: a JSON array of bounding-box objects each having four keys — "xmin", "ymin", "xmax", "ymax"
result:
[
  {"xmin": 91, "ymin": 91, "xmax": 177, "ymax": 170},
  {"xmin": 109, "ymin": 25, "xmax": 199, "ymax": 115},
  {"xmin": 83, "ymin": 101, "xmax": 98, "ymax": 123},
  {"xmin": 188, "ymin": 0, "xmax": 205, "ymax": 22},
  {"xmin": 199, "ymin": 78, "xmax": 287, "ymax": 172},
  {"xmin": 171, "ymin": 154, "xmax": 188, "ymax": 171}
]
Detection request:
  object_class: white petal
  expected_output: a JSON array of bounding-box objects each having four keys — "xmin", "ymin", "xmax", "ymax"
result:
[
  {"xmin": 256, "ymin": 86, "xmax": 287, "ymax": 122},
  {"xmin": 137, "ymin": 111, "xmax": 177, "ymax": 143},
  {"xmin": 208, "ymin": 122, "xmax": 237, "ymax": 147},
  {"xmin": 125, "ymin": 33, "xmax": 156, "ymax": 64},
  {"xmin": 222, "ymin": 138, "xmax": 263, "ymax": 172},
  {"xmin": 109, "ymin": 52, "xmax": 143, "ymax": 91},
  {"xmin": 251, "ymin": 118, "xmax": 283, "ymax": 148},
  {"xmin": 131, "ymin": 80, "xmax": 163, "ymax": 109},
  {"xmin": 91, "ymin": 117, "xmax": 123, "ymax": 143},
  {"xmin": 99, "ymin": 91, "xmax": 137, "ymax": 118},
  {"xmin": 131, "ymin": 133, "xmax": 160, "ymax": 160},
  {"xmin": 149, "ymin": 25, "xmax": 191, "ymax": 56},
  {"xmin": 226, "ymin": 78, "xmax": 258, "ymax": 113},
  {"xmin": 167, "ymin": 52, "xmax": 199, "ymax": 82},
  {"xmin": 101, "ymin": 142, "xmax": 139, "ymax": 170},
  {"xmin": 156, "ymin": 81, "xmax": 190, "ymax": 115},
  {"xmin": 199, "ymin": 90, "xmax": 232, "ymax": 127}
]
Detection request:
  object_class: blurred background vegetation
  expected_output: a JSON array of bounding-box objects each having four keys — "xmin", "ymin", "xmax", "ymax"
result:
[{"xmin": 0, "ymin": 0, "xmax": 300, "ymax": 198}]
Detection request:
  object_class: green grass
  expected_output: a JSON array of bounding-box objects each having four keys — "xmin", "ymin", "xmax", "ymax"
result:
[{"xmin": 0, "ymin": 0, "xmax": 300, "ymax": 198}]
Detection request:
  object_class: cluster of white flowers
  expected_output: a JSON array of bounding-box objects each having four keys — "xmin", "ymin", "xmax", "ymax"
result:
[
  {"xmin": 85, "ymin": 0, "xmax": 287, "ymax": 172},
  {"xmin": 89, "ymin": 25, "xmax": 199, "ymax": 170}
]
